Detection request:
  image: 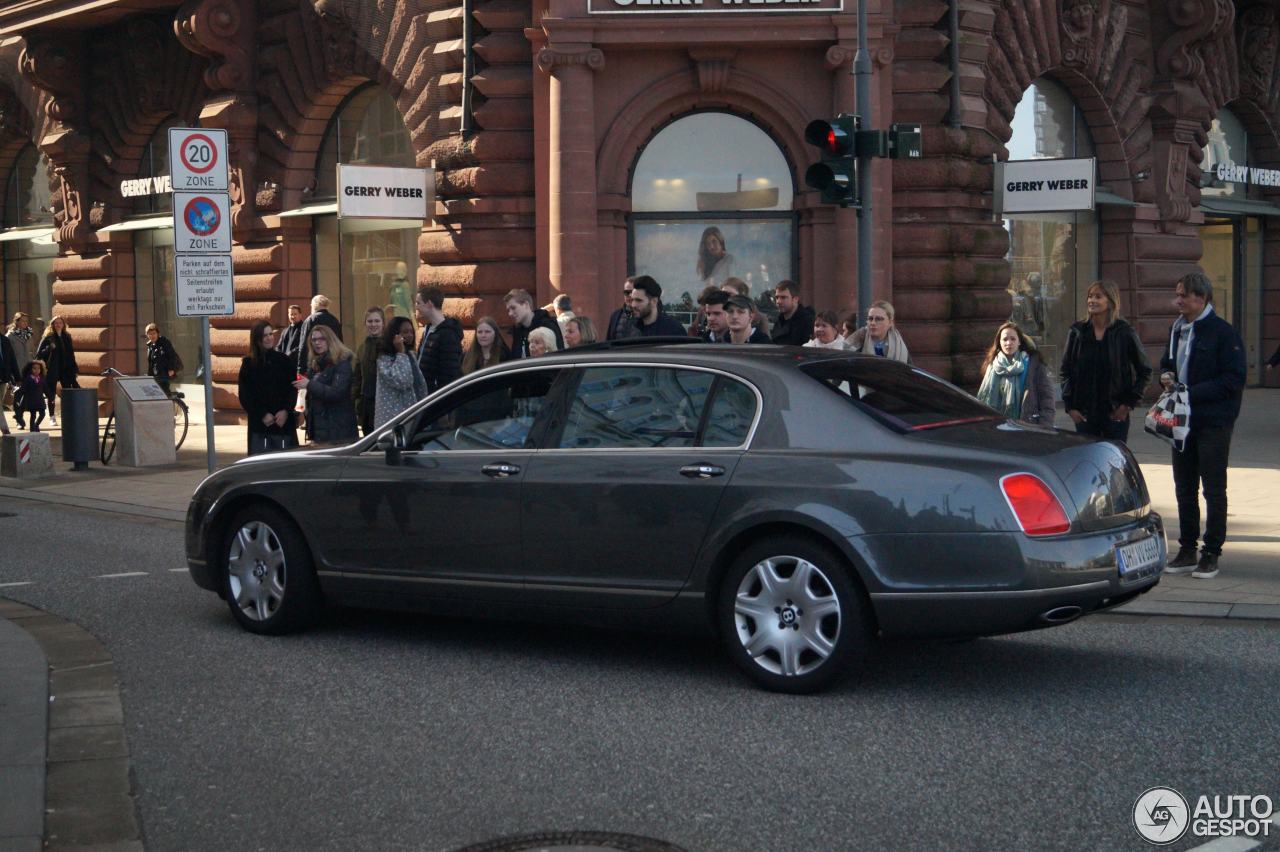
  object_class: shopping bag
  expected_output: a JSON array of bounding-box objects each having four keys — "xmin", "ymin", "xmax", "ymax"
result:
[{"xmin": 1144, "ymin": 384, "xmax": 1191, "ymax": 451}]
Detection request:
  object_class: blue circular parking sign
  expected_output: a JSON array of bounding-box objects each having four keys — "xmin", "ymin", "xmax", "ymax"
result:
[{"xmin": 183, "ymin": 196, "xmax": 221, "ymax": 237}]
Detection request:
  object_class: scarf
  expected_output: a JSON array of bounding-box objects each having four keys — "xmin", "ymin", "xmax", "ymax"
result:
[
  {"xmin": 977, "ymin": 351, "xmax": 1028, "ymax": 418},
  {"xmin": 847, "ymin": 327, "xmax": 910, "ymax": 363},
  {"xmin": 1169, "ymin": 304, "xmax": 1213, "ymax": 385},
  {"xmin": 9, "ymin": 328, "xmax": 32, "ymax": 344}
]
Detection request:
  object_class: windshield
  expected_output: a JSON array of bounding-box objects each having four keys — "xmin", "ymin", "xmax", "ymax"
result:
[{"xmin": 799, "ymin": 358, "xmax": 1003, "ymax": 432}]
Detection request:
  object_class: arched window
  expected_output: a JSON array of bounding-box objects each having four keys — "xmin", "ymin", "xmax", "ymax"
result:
[
  {"xmin": 313, "ymin": 84, "xmax": 420, "ymax": 342},
  {"xmin": 630, "ymin": 112, "xmax": 795, "ymax": 323},
  {"xmin": 2, "ymin": 145, "xmax": 57, "ymax": 326},
  {"xmin": 1003, "ymin": 77, "xmax": 1099, "ymax": 379}
]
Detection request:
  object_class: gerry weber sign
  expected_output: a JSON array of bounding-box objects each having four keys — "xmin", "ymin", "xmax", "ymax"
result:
[
  {"xmin": 589, "ymin": 0, "xmax": 841, "ymax": 12},
  {"xmin": 994, "ymin": 157, "xmax": 1096, "ymax": 215},
  {"xmin": 1211, "ymin": 162, "xmax": 1280, "ymax": 188},
  {"xmin": 337, "ymin": 164, "xmax": 433, "ymax": 219}
]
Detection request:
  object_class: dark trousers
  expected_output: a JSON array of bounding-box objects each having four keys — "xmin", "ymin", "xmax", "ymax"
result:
[
  {"xmin": 1074, "ymin": 415, "xmax": 1130, "ymax": 443},
  {"xmin": 1172, "ymin": 425, "xmax": 1233, "ymax": 556}
]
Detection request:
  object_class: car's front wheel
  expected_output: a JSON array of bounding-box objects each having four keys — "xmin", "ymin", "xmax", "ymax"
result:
[
  {"xmin": 717, "ymin": 536, "xmax": 870, "ymax": 693},
  {"xmin": 221, "ymin": 505, "xmax": 322, "ymax": 635}
]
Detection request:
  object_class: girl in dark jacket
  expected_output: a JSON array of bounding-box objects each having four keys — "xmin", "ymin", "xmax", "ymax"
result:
[
  {"xmin": 34, "ymin": 315, "xmax": 78, "ymax": 424},
  {"xmin": 1059, "ymin": 279, "xmax": 1152, "ymax": 444},
  {"xmin": 237, "ymin": 321, "xmax": 299, "ymax": 455},
  {"xmin": 977, "ymin": 322, "xmax": 1055, "ymax": 424},
  {"xmin": 14, "ymin": 360, "xmax": 49, "ymax": 432},
  {"xmin": 350, "ymin": 307, "xmax": 385, "ymax": 436},
  {"xmin": 295, "ymin": 324, "xmax": 358, "ymax": 445}
]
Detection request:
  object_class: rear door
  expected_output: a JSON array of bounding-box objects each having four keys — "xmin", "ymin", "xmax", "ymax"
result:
[{"xmin": 520, "ymin": 364, "xmax": 759, "ymax": 608}]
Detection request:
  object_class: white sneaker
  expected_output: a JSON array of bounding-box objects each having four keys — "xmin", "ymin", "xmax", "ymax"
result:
[{"xmin": 49, "ymin": 414, "xmax": 57, "ymax": 425}]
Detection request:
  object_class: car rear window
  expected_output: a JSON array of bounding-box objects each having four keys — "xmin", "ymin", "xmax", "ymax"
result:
[{"xmin": 799, "ymin": 358, "xmax": 1002, "ymax": 432}]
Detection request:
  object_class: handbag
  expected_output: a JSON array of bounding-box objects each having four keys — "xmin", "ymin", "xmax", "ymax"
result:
[
  {"xmin": 1144, "ymin": 383, "xmax": 1191, "ymax": 452},
  {"xmin": 2, "ymin": 384, "xmax": 13, "ymax": 408}
]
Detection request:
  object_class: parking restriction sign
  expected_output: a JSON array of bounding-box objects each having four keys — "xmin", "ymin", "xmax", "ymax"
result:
[
  {"xmin": 172, "ymin": 191, "xmax": 232, "ymax": 253},
  {"xmin": 168, "ymin": 127, "xmax": 228, "ymax": 191}
]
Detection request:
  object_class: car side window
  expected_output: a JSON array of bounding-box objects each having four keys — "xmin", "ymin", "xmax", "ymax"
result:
[
  {"xmin": 559, "ymin": 367, "xmax": 713, "ymax": 449},
  {"xmin": 404, "ymin": 369, "xmax": 561, "ymax": 452},
  {"xmin": 702, "ymin": 378, "xmax": 757, "ymax": 447}
]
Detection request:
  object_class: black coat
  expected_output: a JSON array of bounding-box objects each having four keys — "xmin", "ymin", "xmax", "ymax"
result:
[
  {"xmin": 1060, "ymin": 319, "xmax": 1151, "ymax": 415},
  {"xmin": 1159, "ymin": 310, "xmax": 1246, "ymax": 428},
  {"xmin": 277, "ymin": 320, "xmax": 305, "ymax": 363},
  {"xmin": 510, "ymin": 309, "xmax": 565, "ymax": 357},
  {"xmin": 771, "ymin": 305, "xmax": 815, "ymax": 346},
  {"xmin": 606, "ymin": 306, "xmax": 635, "ymax": 340},
  {"xmin": 35, "ymin": 331, "xmax": 78, "ymax": 387},
  {"xmin": 238, "ymin": 350, "xmax": 298, "ymax": 436},
  {"xmin": 417, "ymin": 316, "xmax": 464, "ymax": 392},
  {"xmin": 147, "ymin": 335, "xmax": 178, "ymax": 381},
  {"xmin": 0, "ymin": 335, "xmax": 19, "ymax": 384},
  {"xmin": 296, "ymin": 310, "xmax": 343, "ymax": 373},
  {"xmin": 633, "ymin": 309, "xmax": 687, "ymax": 338}
]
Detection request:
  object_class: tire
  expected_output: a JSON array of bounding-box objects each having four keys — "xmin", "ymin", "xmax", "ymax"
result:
[
  {"xmin": 100, "ymin": 414, "xmax": 116, "ymax": 465},
  {"xmin": 220, "ymin": 504, "xmax": 322, "ymax": 635},
  {"xmin": 716, "ymin": 535, "xmax": 871, "ymax": 694},
  {"xmin": 173, "ymin": 399, "xmax": 189, "ymax": 450}
]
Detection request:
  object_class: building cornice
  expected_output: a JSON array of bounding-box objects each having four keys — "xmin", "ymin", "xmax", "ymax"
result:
[{"xmin": 0, "ymin": 0, "xmax": 178, "ymax": 38}]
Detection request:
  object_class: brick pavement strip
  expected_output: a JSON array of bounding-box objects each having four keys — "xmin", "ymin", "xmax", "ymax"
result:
[{"xmin": 0, "ymin": 599, "xmax": 142, "ymax": 852}]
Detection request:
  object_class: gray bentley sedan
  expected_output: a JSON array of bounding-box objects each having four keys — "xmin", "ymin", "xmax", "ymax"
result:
[{"xmin": 185, "ymin": 342, "xmax": 1165, "ymax": 692}]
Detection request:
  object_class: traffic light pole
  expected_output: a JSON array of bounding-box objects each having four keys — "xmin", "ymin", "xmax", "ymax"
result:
[{"xmin": 853, "ymin": 0, "xmax": 873, "ymax": 329}]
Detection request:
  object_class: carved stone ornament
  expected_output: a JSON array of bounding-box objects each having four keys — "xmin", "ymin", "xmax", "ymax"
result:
[
  {"xmin": 124, "ymin": 18, "xmax": 169, "ymax": 114},
  {"xmin": 688, "ymin": 48, "xmax": 735, "ymax": 92},
  {"xmin": 824, "ymin": 45, "xmax": 854, "ymax": 71},
  {"xmin": 175, "ymin": 0, "xmax": 254, "ymax": 91},
  {"xmin": 1154, "ymin": 134, "xmax": 1194, "ymax": 233},
  {"xmin": 18, "ymin": 36, "xmax": 84, "ymax": 127},
  {"xmin": 1155, "ymin": 0, "xmax": 1236, "ymax": 81},
  {"xmin": 1060, "ymin": 0, "xmax": 1128, "ymax": 69},
  {"xmin": 1238, "ymin": 5, "xmax": 1278, "ymax": 101},
  {"xmin": 312, "ymin": 0, "xmax": 360, "ymax": 80},
  {"xmin": 536, "ymin": 47, "xmax": 605, "ymax": 73}
]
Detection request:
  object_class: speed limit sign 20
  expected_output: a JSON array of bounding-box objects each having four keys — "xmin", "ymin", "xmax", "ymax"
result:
[{"xmin": 168, "ymin": 127, "xmax": 228, "ymax": 192}]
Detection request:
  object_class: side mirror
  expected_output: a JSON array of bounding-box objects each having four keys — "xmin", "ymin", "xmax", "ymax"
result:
[{"xmin": 376, "ymin": 424, "xmax": 406, "ymax": 465}]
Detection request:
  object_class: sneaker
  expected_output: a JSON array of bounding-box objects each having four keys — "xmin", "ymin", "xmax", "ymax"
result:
[
  {"xmin": 1191, "ymin": 553, "xmax": 1219, "ymax": 580},
  {"xmin": 1165, "ymin": 546, "xmax": 1199, "ymax": 573},
  {"xmin": 49, "ymin": 414, "xmax": 56, "ymax": 425}
]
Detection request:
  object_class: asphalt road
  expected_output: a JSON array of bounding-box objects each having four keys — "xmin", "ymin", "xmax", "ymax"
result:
[{"xmin": 1, "ymin": 495, "xmax": 1278, "ymax": 852}]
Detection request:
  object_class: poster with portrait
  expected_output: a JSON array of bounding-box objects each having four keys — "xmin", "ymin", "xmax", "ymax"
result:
[{"xmin": 631, "ymin": 218, "xmax": 794, "ymax": 325}]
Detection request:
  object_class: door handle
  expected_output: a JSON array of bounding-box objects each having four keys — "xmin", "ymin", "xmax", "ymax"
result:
[
  {"xmin": 481, "ymin": 462, "xmax": 521, "ymax": 478},
  {"xmin": 680, "ymin": 463, "xmax": 726, "ymax": 479}
]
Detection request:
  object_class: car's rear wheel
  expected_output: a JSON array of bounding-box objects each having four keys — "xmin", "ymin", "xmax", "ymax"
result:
[
  {"xmin": 717, "ymin": 536, "xmax": 870, "ymax": 693},
  {"xmin": 221, "ymin": 505, "xmax": 321, "ymax": 635}
]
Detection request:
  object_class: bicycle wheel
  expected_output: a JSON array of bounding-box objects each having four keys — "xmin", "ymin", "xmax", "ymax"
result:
[
  {"xmin": 100, "ymin": 414, "xmax": 116, "ymax": 464},
  {"xmin": 174, "ymin": 399, "xmax": 189, "ymax": 450}
]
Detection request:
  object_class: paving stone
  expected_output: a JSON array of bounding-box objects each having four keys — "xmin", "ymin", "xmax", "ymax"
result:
[
  {"xmin": 48, "ymin": 695, "xmax": 123, "ymax": 730},
  {"xmin": 44, "ymin": 759, "xmax": 139, "ymax": 848},
  {"xmin": 49, "ymin": 663, "xmax": 119, "ymax": 700},
  {"xmin": 1227, "ymin": 603, "xmax": 1280, "ymax": 621},
  {"xmin": 0, "ymin": 714, "xmax": 46, "ymax": 766},
  {"xmin": 47, "ymin": 726, "xmax": 130, "ymax": 763},
  {"xmin": 1115, "ymin": 599, "xmax": 1234, "ymax": 618}
]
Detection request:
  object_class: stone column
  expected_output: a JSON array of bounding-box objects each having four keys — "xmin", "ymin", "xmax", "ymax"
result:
[{"xmin": 537, "ymin": 45, "xmax": 603, "ymax": 325}]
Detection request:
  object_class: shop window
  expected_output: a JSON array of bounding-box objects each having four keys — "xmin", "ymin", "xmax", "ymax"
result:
[
  {"xmin": 134, "ymin": 228, "xmax": 205, "ymax": 389},
  {"xmin": 630, "ymin": 112, "xmax": 796, "ymax": 326},
  {"xmin": 133, "ymin": 118, "xmax": 182, "ymax": 216},
  {"xmin": 2, "ymin": 145, "xmax": 57, "ymax": 330},
  {"xmin": 312, "ymin": 85, "xmax": 420, "ymax": 344},
  {"xmin": 1201, "ymin": 109, "xmax": 1249, "ymax": 199},
  {"xmin": 1003, "ymin": 78, "xmax": 1099, "ymax": 385}
]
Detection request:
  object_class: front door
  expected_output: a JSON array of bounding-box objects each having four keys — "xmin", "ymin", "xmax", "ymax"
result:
[
  {"xmin": 521, "ymin": 365, "xmax": 758, "ymax": 608},
  {"xmin": 332, "ymin": 366, "xmax": 564, "ymax": 600}
]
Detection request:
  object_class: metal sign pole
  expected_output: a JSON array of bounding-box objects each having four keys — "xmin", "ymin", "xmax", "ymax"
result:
[
  {"xmin": 202, "ymin": 316, "xmax": 215, "ymax": 473},
  {"xmin": 853, "ymin": 0, "xmax": 873, "ymax": 327}
]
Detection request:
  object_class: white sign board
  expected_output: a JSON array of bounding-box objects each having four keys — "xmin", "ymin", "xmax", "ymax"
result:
[
  {"xmin": 175, "ymin": 254, "xmax": 236, "ymax": 317},
  {"xmin": 337, "ymin": 164, "xmax": 432, "ymax": 219},
  {"xmin": 115, "ymin": 376, "xmax": 170, "ymax": 402},
  {"xmin": 995, "ymin": 157, "xmax": 1095, "ymax": 214},
  {"xmin": 168, "ymin": 128, "xmax": 229, "ymax": 192},
  {"xmin": 173, "ymin": 191, "xmax": 232, "ymax": 254}
]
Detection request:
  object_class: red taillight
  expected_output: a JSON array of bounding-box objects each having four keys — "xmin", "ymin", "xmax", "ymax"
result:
[{"xmin": 1001, "ymin": 473, "xmax": 1071, "ymax": 536}]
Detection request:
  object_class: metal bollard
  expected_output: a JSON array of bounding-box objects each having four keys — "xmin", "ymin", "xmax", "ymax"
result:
[{"xmin": 59, "ymin": 387, "xmax": 99, "ymax": 471}]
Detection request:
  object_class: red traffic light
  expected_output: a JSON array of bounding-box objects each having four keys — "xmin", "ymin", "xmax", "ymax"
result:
[{"xmin": 805, "ymin": 119, "xmax": 853, "ymax": 156}]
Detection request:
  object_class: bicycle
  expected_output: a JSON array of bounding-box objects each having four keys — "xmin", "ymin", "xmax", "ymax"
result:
[{"xmin": 99, "ymin": 367, "xmax": 190, "ymax": 464}]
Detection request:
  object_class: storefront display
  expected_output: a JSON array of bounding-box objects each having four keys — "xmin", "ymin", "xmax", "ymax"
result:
[{"xmin": 1, "ymin": 145, "xmax": 56, "ymax": 331}]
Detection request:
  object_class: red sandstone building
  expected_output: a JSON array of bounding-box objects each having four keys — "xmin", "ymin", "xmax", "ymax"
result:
[{"xmin": 0, "ymin": 0, "xmax": 1277, "ymax": 420}]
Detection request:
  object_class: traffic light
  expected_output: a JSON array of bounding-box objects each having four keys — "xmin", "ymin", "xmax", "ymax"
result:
[{"xmin": 804, "ymin": 114, "xmax": 858, "ymax": 206}]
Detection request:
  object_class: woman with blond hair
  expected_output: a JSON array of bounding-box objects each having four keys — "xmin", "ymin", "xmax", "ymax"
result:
[
  {"xmin": 1059, "ymin": 279, "xmax": 1151, "ymax": 443},
  {"xmin": 977, "ymin": 321, "xmax": 1055, "ymax": 424},
  {"xmin": 844, "ymin": 301, "xmax": 910, "ymax": 363},
  {"xmin": 562, "ymin": 315, "xmax": 598, "ymax": 348},
  {"xmin": 294, "ymin": 323, "xmax": 357, "ymax": 444},
  {"xmin": 460, "ymin": 316, "xmax": 510, "ymax": 374},
  {"xmin": 35, "ymin": 315, "xmax": 78, "ymax": 425}
]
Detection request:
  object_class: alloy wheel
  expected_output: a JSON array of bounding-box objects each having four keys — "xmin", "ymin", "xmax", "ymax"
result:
[
  {"xmin": 733, "ymin": 555, "xmax": 842, "ymax": 677},
  {"xmin": 227, "ymin": 520, "xmax": 287, "ymax": 622}
]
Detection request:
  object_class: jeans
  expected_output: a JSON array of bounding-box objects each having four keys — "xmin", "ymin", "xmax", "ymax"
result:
[
  {"xmin": 1074, "ymin": 416, "xmax": 1130, "ymax": 443},
  {"xmin": 1172, "ymin": 425, "xmax": 1233, "ymax": 556}
]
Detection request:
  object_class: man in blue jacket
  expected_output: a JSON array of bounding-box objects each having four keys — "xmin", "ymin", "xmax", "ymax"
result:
[{"xmin": 1160, "ymin": 272, "xmax": 1246, "ymax": 579}]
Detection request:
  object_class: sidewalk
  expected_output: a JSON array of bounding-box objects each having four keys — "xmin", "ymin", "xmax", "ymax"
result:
[{"xmin": 1, "ymin": 393, "xmax": 1278, "ymax": 617}]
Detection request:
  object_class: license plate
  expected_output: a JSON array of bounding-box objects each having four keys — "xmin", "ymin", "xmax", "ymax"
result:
[{"xmin": 1117, "ymin": 535, "xmax": 1162, "ymax": 575}]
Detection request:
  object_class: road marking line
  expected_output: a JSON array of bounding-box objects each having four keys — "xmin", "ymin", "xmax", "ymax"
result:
[
  {"xmin": 168, "ymin": 568, "xmax": 187, "ymax": 573},
  {"xmin": 0, "ymin": 581, "xmax": 34, "ymax": 588},
  {"xmin": 95, "ymin": 572, "xmax": 149, "ymax": 579},
  {"xmin": 1185, "ymin": 837, "xmax": 1260, "ymax": 852}
]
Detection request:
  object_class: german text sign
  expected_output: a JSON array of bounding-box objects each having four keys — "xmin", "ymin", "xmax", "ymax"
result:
[
  {"xmin": 337, "ymin": 164, "xmax": 432, "ymax": 219},
  {"xmin": 168, "ymin": 128, "xmax": 228, "ymax": 192},
  {"xmin": 173, "ymin": 191, "xmax": 232, "ymax": 254},
  {"xmin": 995, "ymin": 157, "xmax": 1095, "ymax": 214},
  {"xmin": 176, "ymin": 254, "xmax": 235, "ymax": 317}
]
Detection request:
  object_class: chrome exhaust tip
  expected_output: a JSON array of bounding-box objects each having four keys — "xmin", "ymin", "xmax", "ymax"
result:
[{"xmin": 1039, "ymin": 605, "xmax": 1083, "ymax": 624}]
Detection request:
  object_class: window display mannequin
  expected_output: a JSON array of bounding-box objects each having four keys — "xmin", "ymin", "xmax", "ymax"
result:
[{"xmin": 387, "ymin": 261, "xmax": 414, "ymax": 319}]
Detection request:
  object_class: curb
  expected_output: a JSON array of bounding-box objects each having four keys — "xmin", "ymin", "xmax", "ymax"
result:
[
  {"xmin": 0, "ymin": 599, "xmax": 144, "ymax": 852},
  {"xmin": 0, "ymin": 485, "xmax": 186, "ymax": 525},
  {"xmin": 1112, "ymin": 599, "xmax": 1280, "ymax": 622}
]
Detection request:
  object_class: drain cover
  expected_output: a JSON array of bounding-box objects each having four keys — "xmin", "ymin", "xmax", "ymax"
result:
[{"xmin": 455, "ymin": 831, "xmax": 686, "ymax": 852}]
